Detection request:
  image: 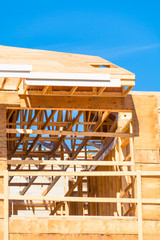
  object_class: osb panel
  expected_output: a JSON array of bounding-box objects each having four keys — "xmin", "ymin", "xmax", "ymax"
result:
[
  {"xmin": 8, "ymin": 234, "xmax": 160, "ymax": 240},
  {"xmin": 134, "ymin": 150, "xmax": 159, "ymax": 164},
  {"xmin": 9, "ymin": 217, "xmax": 138, "ymax": 234},
  {"xmin": 132, "ymin": 95, "xmax": 159, "ymax": 150},
  {"xmin": 9, "ymin": 217, "xmax": 160, "ymax": 235},
  {"xmin": 142, "ymin": 205, "xmax": 160, "ymax": 220},
  {"xmin": 9, "ymin": 234, "xmax": 139, "ymax": 240},
  {"xmin": 141, "ymin": 177, "xmax": 160, "ymax": 199},
  {"xmin": 0, "ymin": 45, "xmax": 134, "ymax": 77}
]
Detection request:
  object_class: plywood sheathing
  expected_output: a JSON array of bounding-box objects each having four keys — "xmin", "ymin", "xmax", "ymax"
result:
[
  {"xmin": 8, "ymin": 234, "xmax": 160, "ymax": 240},
  {"xmin": 0, "ymin": 45, "xmax": 135, "ymax": 95},
  {"xmin": 9, "ymin": 216, "xmax": 160, "ymax": 235},
  {"xmin": 0, "ymin": 45, "xmax": 134, "ymax": 75},
  {"xmin": 131, "ymin": 93, "xmax": 160, "ymax": 220}
]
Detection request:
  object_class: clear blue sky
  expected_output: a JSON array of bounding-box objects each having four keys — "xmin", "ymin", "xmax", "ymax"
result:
[{"xmin": 0, "ymin": 1, "xmax": 160, "ymax": 91}]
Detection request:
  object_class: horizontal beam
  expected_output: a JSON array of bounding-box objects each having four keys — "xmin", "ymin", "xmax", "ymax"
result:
[
  {"xmin": 142, "ymin": 199, "xmax": 160, "ymax": 204},
  {"xmin": 21, "ymin": 91, "xmax": 124, "ymax": 98},
  {"xmin": 7, "ymin": 160, "xmax": 133, "ymax": 166},
  {"xmin": 2, "ymin": 92, "xmax": 134, "ymax": 110},
  {"xmin": 8, "ymin": 195, "xmax": 137, "ymax": 203},
  {"xmin": 141, "ymin": 171, "xmax": 160, "ymax": 176},
  {"xmin": 8, "ymin": 171, "xmax": 137, "ymax": 177},
  {"xmin": 1, "ymin": 170, "xmax": 160, "ymax": 177},
  {"xmin": 6, "ymin": 121, "xmax": 113, "ymax": 126},
  {"xmin": 1, "ymin": 194, "xmax": 159, "ymax": 204},
  {"xmin": 6, "ymin": 128, "xmax": 133, "ymax": 138}
]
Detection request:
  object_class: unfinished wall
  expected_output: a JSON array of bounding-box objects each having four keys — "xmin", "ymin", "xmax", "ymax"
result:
[
  {"xmin": 8, "ymin": 216, "xmax": 160, "ymax": 240},
  {"xmin": 132, "ymin": 94, "xmax": 160, "ymax": 220},
  {"xmin": 0, "ymin": 105, "xmax": 7, "ymax": 239},
  {"xmin": 0, "ymin": 92, "xmax": 160, "ymax": 240}
]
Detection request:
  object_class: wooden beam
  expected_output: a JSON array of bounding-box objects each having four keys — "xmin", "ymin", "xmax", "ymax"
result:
[
  {"xmin": 42, "ymin": 86, "xmax": 49, "ymax": 94},
  {"xmin": 123, "ymin": 86, "xmax": 133, "ymax": 97},
  {"xmin": 8, "ymin": 171, "xmax": 137, "ymax": 177},
  {"xmin": 7, "ymin": 129, "xmax": 133, "ymax": 138},
  {"xmin": 7, "ymin": 109, "xmax": 15, "ymax": 122},
  {"xmin": 2, "ymin": 92, "xmax": 134, "ymax": 111},
  {"xmin": 98, "ymin": 87, "xmax": 106, "ymax": 96},
  {"xmin": 120, "ymin": 183, "xmax": 132, "ymax": 198},
  {"xmin": 16, "ymin": 78, "xmax": 23, "ymax": 91},
  {"xmin": 1, "ymin": 77, "xmax": 7, "ymax": 89},
  {"xmin": 69, "ymin": 86, "xmax": 78, "ymax": 96},
  {"xmin": 7, "ymin": 160, "xmax": 133, "ymax": 166},
  {"xmin": 8, "ymin": 195, "xmax": 137, "ymax": 203}
]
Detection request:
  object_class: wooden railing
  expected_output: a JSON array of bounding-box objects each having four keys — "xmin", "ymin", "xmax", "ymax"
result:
[{"xmin": 1, "ymin": 170, "xmax": 160, "ymax": 240}]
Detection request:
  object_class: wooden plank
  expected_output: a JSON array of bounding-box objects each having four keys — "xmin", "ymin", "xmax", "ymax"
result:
[
  {"xmin": 9, "ymin": 234, "xmax": 160, "ymax": 240},
  {"xmin": 8, "ymin": 216, "xmax": 160, "ymax": 235},
  {"xmin": 8, "ymin": 195, "xmax": 137, "ymax": 203},
  {"xmin": 8, "ymin": 171, "xmax": 137, "ymax": 177},
  {"xmin": 123, "ymin": 86, "xmax": 133, "ymax": 96},
  {"xmin": 2, "ymin": 92, "xmax": 134, "ymax": 111},
  {"xmin": 0, "ymin": 46, "xmax": 135, "ymax": 79},
  {"xmin": 6, "ymin": 128, "xmax": 133, "ymax": 138},
  {"xmin": 7, "ymin": 160, "xmax": 133, "ymax": 166},
  {"xmin": 69, "ymin": 86, "xmax": 78, "ymax": 96}
]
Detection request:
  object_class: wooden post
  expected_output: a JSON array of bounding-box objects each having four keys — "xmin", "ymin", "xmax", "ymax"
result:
[
  {"xmin": 4, "ymin": 170, "xmax": 9, "ymax": 240},
  {"xmin": 137, "ymin": 170, "xmax": 143, "ymax": 240}
]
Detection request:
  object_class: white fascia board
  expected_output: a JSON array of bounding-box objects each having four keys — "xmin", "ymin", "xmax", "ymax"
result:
[
  {"xmin": 0, "ymin": 64, "xmax": 32, "ymax": 78},
  {"xmin": 28, "ymin": 72, "xmax": 111, "ymax": 81},
  {"xmin": 25, "ymin": 78, "xmax": 121, "ymax": 87},
  {"xmin": 0, "ymin": 64, "xmax": 32, "ymax": 72},
  {"xmin": 0, "ymin": 72, "xmax": 31, "ymax": 78},
  {"xmin": 25, "ymin": 72, "xmax": 121, "ymax": 88}
]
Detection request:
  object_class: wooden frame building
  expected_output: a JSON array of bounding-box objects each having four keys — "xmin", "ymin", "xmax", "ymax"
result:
[{"xmin": 0, "ymin": 45, "xmax": 159, "ymax": 240}]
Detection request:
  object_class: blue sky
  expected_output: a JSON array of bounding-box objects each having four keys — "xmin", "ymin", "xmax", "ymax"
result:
[{"xmin": 0, "ymin": 0, "xmax": 160, "ymax": 91}]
